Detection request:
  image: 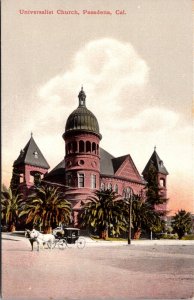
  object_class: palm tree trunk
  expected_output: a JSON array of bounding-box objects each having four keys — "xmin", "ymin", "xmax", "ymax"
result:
[
  {"xmin": 44, "ymin": 226, "xmax": 52, "ymax": 234},
  {"xmin": 133, "ymin": 227, "xmax": 141, "ymax": 239},
  {"xmin": 100, "ymin": 229, "xmax": 108, "ymax": 240},
  {"xmin": 10, "ymin": 224, "xmax": 16, "ymax": 232}
]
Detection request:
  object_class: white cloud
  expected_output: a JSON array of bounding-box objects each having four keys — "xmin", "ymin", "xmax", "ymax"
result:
[
  {"xmin": 110, "ymin": 107, "xmax": 179, "ymax": 132},
  {"xmin": 24, "ymin": 38, "xmax": 151, "ymax": 150},
  {"xmin": 37, "ymin": 38, "xmax": 149, "ymax": 119}
]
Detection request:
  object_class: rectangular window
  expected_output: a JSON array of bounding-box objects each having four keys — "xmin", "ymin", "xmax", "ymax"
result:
[
  {"xmin": 78, "ymin": 173, "xmax": 84, "ymax": 188},
  {"xmin": 91, "ymin": 174, "xmax": 96, "ymax": 189}
]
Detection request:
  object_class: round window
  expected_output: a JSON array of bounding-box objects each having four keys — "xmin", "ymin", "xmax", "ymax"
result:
[{"xmin": 78, "ymin": 160, "xmax": 84, "ymax": 166}]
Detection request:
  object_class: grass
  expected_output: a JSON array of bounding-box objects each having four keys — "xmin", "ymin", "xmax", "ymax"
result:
[
  {"xmin": 91, "ymin": 234, "xmax": 194, "ymax": 241},
  {"xmin": 182, "ymin": 234, "xmax": 194, "ymax": 240},
  {"xmin": 90, "ymin": 235, "xmax": 127, "ymax": 241}
]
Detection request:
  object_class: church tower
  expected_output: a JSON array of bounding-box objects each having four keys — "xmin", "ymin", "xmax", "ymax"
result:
[
  {"xmin": 10, "ymin": 134, "xmax": 50, "ymax": 196},
  {"xmin": 142, "ymin": 148, "xmax": 169, "ymax": 211},
  {"xmin": 62, "ymin": 87, "xmax": 102, "ymax": 208}
]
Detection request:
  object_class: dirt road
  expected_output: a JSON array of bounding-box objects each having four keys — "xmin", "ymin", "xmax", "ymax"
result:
[{"xmin": 2, "ymin": 233, "xmax": 194, "ymax": 299}]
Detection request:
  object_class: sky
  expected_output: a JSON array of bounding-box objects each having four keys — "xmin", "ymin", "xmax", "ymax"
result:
[{"xmin": 2, "ymin": 0, "xmax": 193, "ymax": 215}]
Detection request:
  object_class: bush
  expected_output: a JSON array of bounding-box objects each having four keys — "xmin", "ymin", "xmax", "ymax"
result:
[
  {"xmin": 182, "ymin": 234, "xmax": 194, "ymax": 240},
  {"xmin": 160, "ymin": 233, "xmax": 178, "ymax": 239}
]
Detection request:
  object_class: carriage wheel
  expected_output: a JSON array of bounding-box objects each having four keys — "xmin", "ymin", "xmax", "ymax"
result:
[
  {"xmin": 47, "ymin": 241, "xmax": 55, "ymax": 249},
  {"xmin": 52, "ymin": 239, "xmax": 58, "ymax": 249},
  {"xmin": 76, "ymin": 237, "xmax": 86, "ymax": 249},
  {"xmin": 58, "ymin": 239, "xmax": 67, "ymax": 250}
]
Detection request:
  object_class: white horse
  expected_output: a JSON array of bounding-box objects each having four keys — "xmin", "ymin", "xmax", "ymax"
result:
[
  {"xmin": 25, "ymin": 229, "xmax": 37, "ymax": 251},
  {"xmin": 27, "ymin": 229, "xmax": 55, "ymax": 251}
]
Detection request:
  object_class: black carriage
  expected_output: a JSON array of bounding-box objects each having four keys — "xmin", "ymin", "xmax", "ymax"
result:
[
  {"xmin": 64, "ymin": 228, "xmax": 80, "ymax": 244},
  {"xmin": 53, "ymin": 227, "xmax": 86, "ymax": 249}
]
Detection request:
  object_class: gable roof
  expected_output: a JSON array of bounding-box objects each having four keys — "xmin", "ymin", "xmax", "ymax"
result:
[
  {"xmin": 13, "ymin": 136, "xmax": 50, "ymax": 169},
  {"xmin": 114, "ymin": 154, "xmax": 144, "ymax": 182},
  {"xmin": 142, "ymin": 150, "xmax": 169, "ymax": 176},
  {"xmin": 100, "ymin": 148, "xmax": 144, "ymax": 183},
  {"xmin": 112, "ymin": 155, "xmax": 128, "ymax": 173}
]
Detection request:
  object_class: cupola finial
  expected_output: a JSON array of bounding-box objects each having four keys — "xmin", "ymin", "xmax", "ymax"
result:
[
  {"xmin": 78, "ymin": 86, "xmax": 86, "ymax": 107},
  {"xmin": 31, "ymin": 132, "xmax": 33, "ymax": 137},
  {"xmin": 154, "ymin": 146, "xmax": 156, "ymax": 151}
]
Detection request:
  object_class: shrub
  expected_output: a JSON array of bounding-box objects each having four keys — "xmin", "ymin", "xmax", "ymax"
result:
[
  {"xmin": 160, "ymin": 233, "xmax": 178, "ymax": 239},
  {"xmin": 182, "ymin": 234, "xmax": 194, "ymax": 240}
]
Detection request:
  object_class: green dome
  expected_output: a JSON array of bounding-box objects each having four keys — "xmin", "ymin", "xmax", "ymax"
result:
[{"xmin": 64, "ymin": 88, "xmax": 101, "ymax": 139}]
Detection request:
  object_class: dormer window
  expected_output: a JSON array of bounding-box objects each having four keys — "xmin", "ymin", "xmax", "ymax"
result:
[{"xmin": 33, "ymin": 151, "xmax": 38, "ymax": 159}]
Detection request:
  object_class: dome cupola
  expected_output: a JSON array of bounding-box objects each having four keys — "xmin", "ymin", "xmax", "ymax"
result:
[{"xmin": 63, "ymin": 87, "xmax": 102, "ymax": 139}]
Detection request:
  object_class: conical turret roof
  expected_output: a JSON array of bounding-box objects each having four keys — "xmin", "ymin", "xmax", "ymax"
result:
[
  {"xmin": 142, "ymin": 148, "xmax": 168, "ymax": 176},
  {"xmin": 13, "ymin": 135, "xmax": 50, "ymax": 169}
]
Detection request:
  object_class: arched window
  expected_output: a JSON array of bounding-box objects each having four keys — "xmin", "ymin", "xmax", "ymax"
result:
[
  {"xmin": 123, "ymin": 187, "xmax": 132, "ymax": 198},
  {"xmin": 96, "ymin": 145, "xmax": 99, "ymax": 155},
  {"xmin": 79, "ymin": 140, "xmax": 85, "ymax": 153},
  {"xmin": 67, "ymin": 143, "xmax": 71, "ymax": 154},
  {"xmin": 73, "ymin": 141, "xmax": 77, "ymax": 153},
  {"xmin": 92, "ymin": 142, "xmax": 96, "ymax": 154},
  {"xmin": 101, "ymin": 183, "xmax": 105, "ymax": 191},
  {"xmin": 86, "ymin": 141, "xmax": 91, "ymax": 153},
  {"xmin": 68, "ymin": 142, "xmax": 73, "ymax": 153},
  {"xmin": 114, "ymin": 184, "xmax": 118, "ymax": 193},
  {"xmin": 123, "ymin": 188, "xmax": 126, "ymax": 198},
  {"xmin": 108, "ymin": 183, "xmax": 112, "ymax": 190}
]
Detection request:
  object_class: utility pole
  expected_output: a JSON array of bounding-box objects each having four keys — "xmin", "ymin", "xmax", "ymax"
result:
[{"xmin": 128, "ymin": 194, "xmax": 133, "ymax": 245}]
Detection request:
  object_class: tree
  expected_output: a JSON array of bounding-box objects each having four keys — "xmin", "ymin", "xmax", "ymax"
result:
[
  {"xmin": 144, "ymin": 163, "xmax": 167, "ymax": 209},
  {"xmin": 79, "ymin": 190, "xmax": 128, "ymax": 240},
  {"xmin": 1, "ymin": 184, "xmax": 24, "ymax": 231},
  {"xmin": 19, "ymin": 185, "xmax": 72, "ymax": 233},
  {"xmin": 125, "ymin": 195, "xmax": 164, "ymax": 239},
  {"xmin": 171, "ymin": 210, "xmax": 192, "ymax": 239}
]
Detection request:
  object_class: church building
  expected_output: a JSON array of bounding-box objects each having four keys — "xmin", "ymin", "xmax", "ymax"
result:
[{"xmin": 11, "ymin": 88, "xmax": 168, "ymax": 223}]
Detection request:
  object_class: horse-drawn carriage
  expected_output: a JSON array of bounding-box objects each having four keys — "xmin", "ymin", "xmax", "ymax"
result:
[
  {"xmin": 25, "ymin": 227, "xmax": 86, "ymax": 251},
  {"xmin": 53, "ymin": 227, "xmax": 86, "ymax": 249}
]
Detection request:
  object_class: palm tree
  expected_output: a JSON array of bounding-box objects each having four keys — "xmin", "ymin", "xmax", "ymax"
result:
[
  {"xmin": 171, "ymin": 210, "xmax": 192, "ymax": 239},
  {"xmin": 19, "ymin": 185, "xmax": 72, "ymax": 233},
  {"xmin": 144, "ymin": 163, "xmax": 168, "ymax": 210},
  {"xmin": 1, "ymin": 184, "xmax": 24, "ymax": 231},
  {"xmin": 124, "ymin": 195, "xmax": 164, "ymax": 239},
  {"xmin": 79, "ymin": 189, "xmax": 127, "ymax": 239}
]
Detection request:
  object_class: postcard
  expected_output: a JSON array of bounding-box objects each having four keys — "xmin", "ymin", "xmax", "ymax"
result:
[{"xmin": 2, "ymin": 0, "xmax": 193, "ymax": 299}]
